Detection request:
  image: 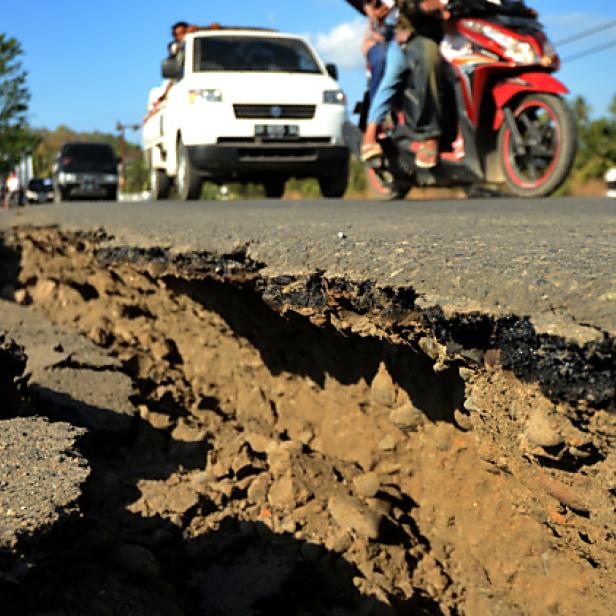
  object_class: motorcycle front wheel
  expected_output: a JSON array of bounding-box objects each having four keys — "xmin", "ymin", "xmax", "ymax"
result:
[
  {"xmin": 365, "ymin": 166, "xmax": 412, "ymax": 201},
  {"xmin": 498, "ymin": 93, "xmax": 577, "ymax": 198}
]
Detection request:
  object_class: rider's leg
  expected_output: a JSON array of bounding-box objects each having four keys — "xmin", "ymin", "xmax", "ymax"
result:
[
  {"xmin": 404, "ymin": 36, "xmax": 443, "ymax": 168},
  {"xmin": 362, "ymin": 42, "xmax": 408, "ymax": 161},
  {"xmin": 367, "ymin": 42, "xmax": 387, "ymax": 104}
]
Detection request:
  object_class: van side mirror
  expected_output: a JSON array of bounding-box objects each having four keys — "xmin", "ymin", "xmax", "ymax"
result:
[
  {"xmin": 326, "ymin": 63, "xmax": 339, "ymax": 81},
  {"xmin": 162, "ymin": 57, "xmax": 182, "ymax": 80}
]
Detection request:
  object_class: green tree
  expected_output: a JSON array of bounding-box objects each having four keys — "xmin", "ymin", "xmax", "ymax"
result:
[
  {"xmin": 567, "ymin": 94, "xmax": 616, "ymax": 185},
  {"xmin": 125, "ymin": 156, "xmax": 149, "ymax": 193},
  {"xmin": 0, "ymin": 34, "xmax": 38, "ymax": 175}
]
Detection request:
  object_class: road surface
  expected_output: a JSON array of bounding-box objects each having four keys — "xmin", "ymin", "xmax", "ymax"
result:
[{"xmin": 2, "ymin": 197, "xmax": 615, "ymax": 342}]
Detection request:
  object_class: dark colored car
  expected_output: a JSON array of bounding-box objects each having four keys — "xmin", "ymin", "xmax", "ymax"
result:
[
  {"xmin": 52, "ymin": 142, "xmax": 120, "ymax": 202},
  {"xmin": 26, "ymin": 178, "xmax": 55, "ymax": 204}
]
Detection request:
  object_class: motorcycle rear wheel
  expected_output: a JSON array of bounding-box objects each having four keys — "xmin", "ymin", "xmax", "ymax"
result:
[
  {"xmin": 498, "ymin": 94, "xmax": 576, "ymax": 198},
  {"xmin": 365, "ymin": 166, "xmax": 412, "ymax": 201}
]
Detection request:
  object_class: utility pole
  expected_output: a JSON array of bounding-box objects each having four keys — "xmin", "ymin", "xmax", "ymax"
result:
[{"xmin": 116, "ymin": 121, "xmax": 141, "ymax": 191}]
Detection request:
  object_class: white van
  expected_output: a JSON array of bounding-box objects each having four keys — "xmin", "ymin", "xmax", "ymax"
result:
[{"xmin": 143, "ymin": 27, "xmax": 350, "ymax": 200}]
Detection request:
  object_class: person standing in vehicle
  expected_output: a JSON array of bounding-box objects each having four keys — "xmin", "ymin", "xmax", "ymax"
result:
[
  {"xmin": 170, "ymin": 21, "xmax": 198, "ymax": 64},
  {"xmin": 362, "ymin": 0, "xmax": 446, "ymax": 168},
  {"xmin": 149, "ymin": 21, "xmax": 199, "ymax": 115}
]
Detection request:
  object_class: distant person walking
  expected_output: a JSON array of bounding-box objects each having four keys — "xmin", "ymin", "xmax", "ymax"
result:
[{"xmin": 3, "ymin": 171, "xmax": 19, "ymax": 210}]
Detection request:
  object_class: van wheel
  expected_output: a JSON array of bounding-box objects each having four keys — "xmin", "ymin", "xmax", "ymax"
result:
[
  {"xmin": 150, "ymin": 168, "xmax": 171, "ymax": 200},
  {"xmin": 264, "ymin": 180, "xmax": 286, "ymax": 199},
  {"xmin": 319, "ymin": 174, "xmax": 348, "ymax": 199},
  {"xmin": 177, "ymin": 141, "xmax": 203, "ymax": 201}
]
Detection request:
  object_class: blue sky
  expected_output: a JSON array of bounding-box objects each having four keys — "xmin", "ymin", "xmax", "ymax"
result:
[{"xmin": 2, "ymin": 0, "xmax": 615, "ymax": 136}]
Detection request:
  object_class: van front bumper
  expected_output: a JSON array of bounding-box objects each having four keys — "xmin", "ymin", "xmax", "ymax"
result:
[{"xmin": 186, "ymin": 143, "xmax": 349, "ymax": 180}]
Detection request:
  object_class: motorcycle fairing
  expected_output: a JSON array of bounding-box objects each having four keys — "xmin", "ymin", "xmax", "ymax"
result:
[{"xmin": 492, "ymin": 72, "xmax": 569, "ymax": 129}]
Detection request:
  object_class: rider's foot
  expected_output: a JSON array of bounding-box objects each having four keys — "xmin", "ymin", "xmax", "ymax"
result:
[
  {"xmin": 411, "ymin": 139, "xmax": 439, "ymax": 169},
  {"xmin": 361, "ymin": 142, "xmax": 383, "ymax": 163}
]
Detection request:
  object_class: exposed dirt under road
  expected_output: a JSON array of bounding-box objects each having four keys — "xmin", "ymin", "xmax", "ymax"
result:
[{"xmin": 1, "ymin": 226, "xmax": 614, "ymax": 615}]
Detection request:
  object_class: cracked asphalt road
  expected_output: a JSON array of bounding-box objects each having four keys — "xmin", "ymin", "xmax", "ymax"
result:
[{"xmin": 2, "ymin": 197, "xmax": 615, "ymax": 342}]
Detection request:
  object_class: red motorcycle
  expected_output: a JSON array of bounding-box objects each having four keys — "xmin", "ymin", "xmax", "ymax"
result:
[{"xmin": 344, "ymin": 5, "xmax": 577, "ymax": 199}]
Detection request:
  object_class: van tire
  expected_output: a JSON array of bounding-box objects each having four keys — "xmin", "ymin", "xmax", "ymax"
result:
[
  {"xmin": 151, "ymin": 168, "xmax": 171, "ymax": 200},
  {"xmin": 319, "ymin": 174, "xmax": 348, "ymax": 199},
  {"xmin": 177, "ymin": 141, "xmax": 203, "ymax": 201},
  {"xmin": 264, "ymin": 180, "xmax": 286, "ymax": 199}
]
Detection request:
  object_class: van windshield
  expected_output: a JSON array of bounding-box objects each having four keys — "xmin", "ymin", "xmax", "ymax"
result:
[{"xmin": 194, "ymin": 36, "xmax": 322, "ymax": 74}]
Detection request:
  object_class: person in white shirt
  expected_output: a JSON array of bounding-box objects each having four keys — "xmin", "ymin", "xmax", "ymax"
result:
[{"xmin": 3, "ymin": 172, "xmax": 19, "ymax": 210}]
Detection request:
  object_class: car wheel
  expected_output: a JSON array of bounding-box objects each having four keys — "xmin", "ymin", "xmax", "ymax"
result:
[
  {"xmin": 264, "ymin": 180, "xmax": 286, "ymax": 199},
  {"xmin": 150, "ymin": 167, "xmax": 171, "ymax": 200},
  {"xmin": 319, "ymin": 174, "xmax": 349, "ymax": 199},
  {"xmin": 177, "ymin": 141, "xmax": 202, "ymax": 201}
]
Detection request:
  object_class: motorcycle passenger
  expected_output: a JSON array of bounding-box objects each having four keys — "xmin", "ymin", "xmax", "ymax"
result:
[
  {"xmin": 362, "ymin": 0, "xmax": 397, "ymax": 104},
  {"xmin": 362, "ymin": 1, "xmax": 446, "ymax": 169}
]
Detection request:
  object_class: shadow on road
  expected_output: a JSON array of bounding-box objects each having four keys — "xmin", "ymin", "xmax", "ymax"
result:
[
  {"xmin": 1, "ymin": 384, "xmax": 444, "ymax": 616},
  {"xmin": 166, "ymin": 276, "xmax": 464, "ymax": 424}
]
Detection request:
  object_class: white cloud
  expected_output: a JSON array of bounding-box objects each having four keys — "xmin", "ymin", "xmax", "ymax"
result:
[{"xmin": 311, "ymin": 18, "xmax": 366, "ymax": 70}]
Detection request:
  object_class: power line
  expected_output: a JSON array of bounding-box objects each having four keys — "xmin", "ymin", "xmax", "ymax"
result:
[
  {"xmin": 562, "ymin": 38, "xmax": 616, "ymax": 63},
  {"xmin": 556, "ymin": 19, "xmax": 616, "ymax": 46}
]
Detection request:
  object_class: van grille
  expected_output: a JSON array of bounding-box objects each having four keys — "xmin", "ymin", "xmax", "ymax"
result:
[
  {"xmin": 233, "ymin": 104, "xmax": 316, "ymax": 120},
  {"xmin": 217, "ymin": 137, "xmax": 331, "ymax": 145},
  {"xmin": 237, "ymin": 147, "xmax": 318, "ymax": 162}
]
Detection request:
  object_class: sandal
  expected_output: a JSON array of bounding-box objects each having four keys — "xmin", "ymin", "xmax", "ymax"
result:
[
  {"xmin": 411, "ymin": 139, "xmax": 439, "ymax": 169},
  {"xmin": 361, "ymin": 142, "xmax": 383, "ymax": 163}
]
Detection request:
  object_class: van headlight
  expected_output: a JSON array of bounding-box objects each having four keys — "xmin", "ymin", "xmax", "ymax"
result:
[
  {"xmin": 103, "ymin": 174, "xmax": 118, "ymax": 183},
  {"xmin": 59, "ymin": 172, "xmax": 77, "ymax": 183},
  {"xmin": 323, "ymin": 90, "xmax": 346, "ymax": 105},
  {"xmin": 189, "ymin": 89, "xmax": 223, "ymax": 103}
]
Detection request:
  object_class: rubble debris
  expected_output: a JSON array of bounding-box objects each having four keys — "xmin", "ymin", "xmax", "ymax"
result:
[{"xmin": 0, "ymin": 226, "xmax": 613, "ymax": 615}]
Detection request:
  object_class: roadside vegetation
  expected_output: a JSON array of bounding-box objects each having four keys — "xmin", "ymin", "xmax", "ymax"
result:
[
  {"xmin": 0, "ymin": 33, "xmax": 39, "ymax": 176},
  {"xmin": 565, "ymin": 95, "xmax": 616, "ymax": 193}
]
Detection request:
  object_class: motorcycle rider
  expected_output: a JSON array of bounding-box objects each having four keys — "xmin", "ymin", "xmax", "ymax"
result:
[
  {"xmin": 362, "ymin": 0, "xmax": 447, "ymax": 168},
  {"xmin": 362, "ymin": 0, "xmax": 397, "ymax": 104}
]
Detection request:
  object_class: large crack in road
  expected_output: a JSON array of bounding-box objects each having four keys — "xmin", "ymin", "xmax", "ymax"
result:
[{"xmin": 1, "ymin": 226, "xmax": 614, "ymax": 616}]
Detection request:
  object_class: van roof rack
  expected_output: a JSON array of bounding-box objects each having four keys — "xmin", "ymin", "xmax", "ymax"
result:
[{"xmin": 196, "ymin": 25, "xmax": 279, "ymax": 33}]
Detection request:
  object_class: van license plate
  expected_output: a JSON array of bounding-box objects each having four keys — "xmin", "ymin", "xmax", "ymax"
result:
[{"xmin": 255, "ymin": 125, "xmax": 299, "ymax": 139}]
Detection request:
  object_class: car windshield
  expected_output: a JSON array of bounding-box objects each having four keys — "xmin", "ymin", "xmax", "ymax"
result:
[
  {"xmin": 64, "ymin": 145, "xmax": 116, "ymax": 164},
  {"xmin": 28, "ymin": 179, "xmax": 51, "ymax": 191},
  {"xmin": 194, "ymin": 36, "xmax": 322, "ymax": 74},
  {"xmin": 61, "ymin": 144, "xmax": 117, "ymax": 173}
]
